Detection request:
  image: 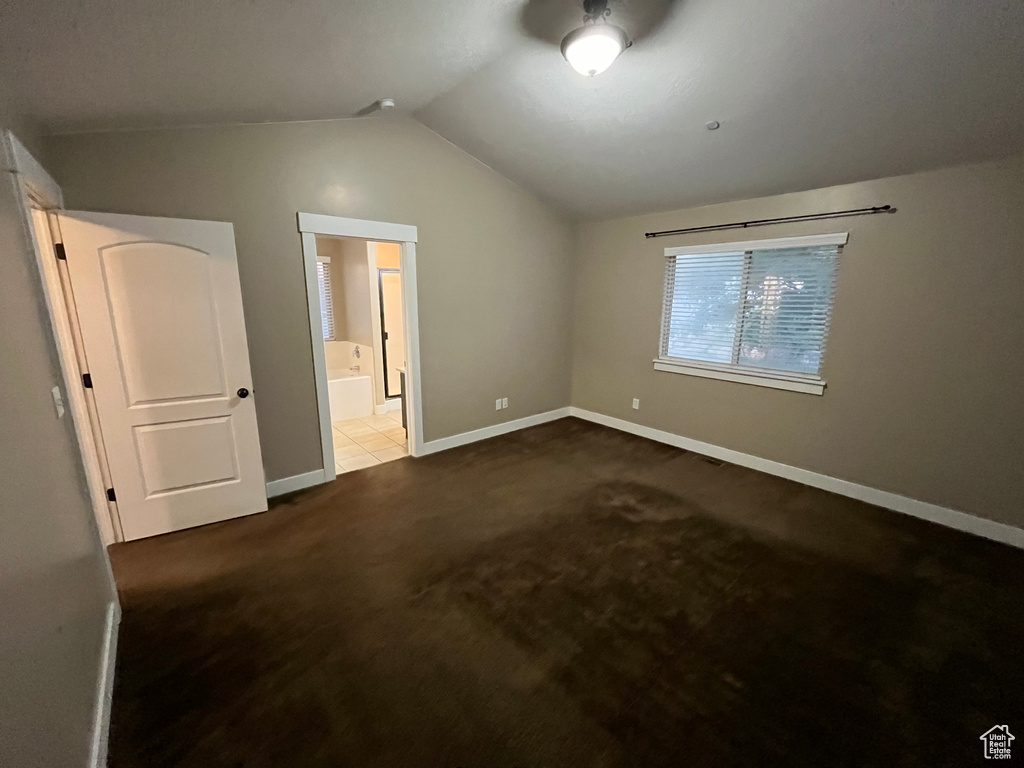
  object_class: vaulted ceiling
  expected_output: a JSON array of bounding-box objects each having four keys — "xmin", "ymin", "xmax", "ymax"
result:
[{"xmin": 3, "ymin": 0, "xmax": 1023, "ymax": 217}]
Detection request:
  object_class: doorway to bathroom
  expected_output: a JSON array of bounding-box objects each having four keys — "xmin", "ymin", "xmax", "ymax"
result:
[
  {"xmin": 315, "ymin": 235, "xmax": 407, "ymax": 471},
  {"xmin": 297, "ymin": 213, "xmax": 422, "ymax": 482}
]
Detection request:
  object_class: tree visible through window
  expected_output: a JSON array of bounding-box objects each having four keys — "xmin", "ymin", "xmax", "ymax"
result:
[{"xmin": 660, "ymin": 243, "xmax": 839, "ymax": 378}]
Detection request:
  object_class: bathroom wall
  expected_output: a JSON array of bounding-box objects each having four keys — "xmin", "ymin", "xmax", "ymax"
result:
[
  {"xmin": 337, "ymin": 238, "xmax": 374, "ymax": 348},
  {"xmin": 317, "ymin": 235, "xmax": 375, "ymax": 349},
  {"xmin": 317, "ymin": 235, "xmax": 377, "ymax": 394},
  {"xmin": 317, "ymin": 233, "xmax": 378, "ymax": 387},
  {"xmin": 324, "ymin": 340, "xmax": 372, "ymax": 377}
]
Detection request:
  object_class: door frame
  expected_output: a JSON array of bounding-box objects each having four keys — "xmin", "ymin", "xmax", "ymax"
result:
[
  {"xmin": 4, "ymin": 130, "xmax": 123, "ymax": 545},
  {"xmin": 377, "ymin": 267, "xmax": 402, "ymax": 400},
  {"xmin": 297, "ymin": 212, "xmax": 423, "ymax": 480}
]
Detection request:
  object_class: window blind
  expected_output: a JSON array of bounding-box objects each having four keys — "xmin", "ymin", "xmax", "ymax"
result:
[
  {"xmin": 660, "ymin": 244, "xmax": 839, "ymax": 378},
  {"xmin": 317, "ymin": 258, "xmax": 336, "ymax": 341}
]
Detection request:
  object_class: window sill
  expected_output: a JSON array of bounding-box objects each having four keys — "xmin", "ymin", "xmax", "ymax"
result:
[{"xmin": 653, "ymin": 357, "xmax": 826, "ymax": 395}]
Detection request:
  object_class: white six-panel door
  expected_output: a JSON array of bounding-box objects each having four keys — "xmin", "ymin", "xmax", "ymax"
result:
[{"xmin": 59, "ymin": 211, "xmax": 267, "ymax": 541}]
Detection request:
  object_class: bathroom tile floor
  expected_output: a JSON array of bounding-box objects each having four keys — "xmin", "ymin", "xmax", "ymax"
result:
[{"xmin": 333, "ymin": 409, "xmax": 407, "ymax": 474}]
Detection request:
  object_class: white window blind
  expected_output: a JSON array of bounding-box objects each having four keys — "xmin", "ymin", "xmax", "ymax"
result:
[
  {"xmin": 658, "ymin": 234, "xmax": 844, "ymax": 391},
  {"xmin": 316, "ymin": 258, "xmax": 336, "ymax": 341}
]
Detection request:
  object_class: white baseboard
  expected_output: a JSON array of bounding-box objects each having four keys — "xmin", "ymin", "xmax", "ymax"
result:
[
  {"xmin": 568, "ymin": 407, "xmax": 1024, "ymax": 550},
  {"xmin": 419, "ymin": 407, "xmax": 571, "ymax": 456},
  {"xmin": 88, "ymin": 600, "xmax": 120, "ymax": 768},
  {"xmin": 375, "ymin": 399, "xmax": 402, "ymax": 415},
  {"xmin": 266, "ymin": 468, "xmax": 326, "ymax": 498}
]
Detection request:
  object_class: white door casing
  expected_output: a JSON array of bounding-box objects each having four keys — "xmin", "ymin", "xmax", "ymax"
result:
[
  {"xmin": 59, "ymin": 211, "xmax": 267, "ymax": 540},
  {"xmin": 296, "ymin": 211, "xmax": 422, "ymax": 468}
]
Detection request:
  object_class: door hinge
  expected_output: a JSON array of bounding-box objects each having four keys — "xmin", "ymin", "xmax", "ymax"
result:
[
  {"xmin": 106, "ymin": 487, "xmax": 117, "ymax": 502},
  {"xmin": 54, "ymin": 242, "xmax": 67, "ymax": 260},
  {"xmin": 383, "ymin": 331, "xmax": 389, "ymax": 340},
  {"xmin": 82, "ymin": 373, "xmax": 93, "ymax": 388}
]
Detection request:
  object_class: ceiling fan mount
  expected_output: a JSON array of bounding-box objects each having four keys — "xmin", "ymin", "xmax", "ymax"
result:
[
  {"xmin": 518, "ymin": 0, "xmax": 679, "ymax": 58},
  {"xmin": 581, "ymin": 0, "xmax": 611, "ymax": 22}
]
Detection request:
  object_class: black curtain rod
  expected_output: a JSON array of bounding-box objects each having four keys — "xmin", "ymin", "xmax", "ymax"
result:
[{"xmin": 644, "ymin": 205, "xmax": 895, "ymax": 239}]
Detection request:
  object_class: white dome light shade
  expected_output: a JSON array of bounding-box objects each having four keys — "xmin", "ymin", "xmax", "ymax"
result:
[{"xmin": 561, "ymin": 24, "xmax": 628, "ymax": 77}]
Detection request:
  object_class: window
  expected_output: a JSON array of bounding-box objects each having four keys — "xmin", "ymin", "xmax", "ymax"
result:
[
  {"xmin": 316, "ymin": 257, "xmax": 336, "ymax": 340},
  {"xmin": 656, "ymin": 233, "xmax": 846, "ymax": 395}
]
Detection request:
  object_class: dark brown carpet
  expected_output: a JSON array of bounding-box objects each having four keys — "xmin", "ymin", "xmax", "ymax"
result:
[{"xmin": 107, "ymin": 417, "xmax": 1024, "ymax": 767}]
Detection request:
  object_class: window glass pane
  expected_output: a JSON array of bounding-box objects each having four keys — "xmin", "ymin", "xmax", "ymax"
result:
[
  {"xmin": 661, "ymin": 243, "xmax": 839, "ymax": 379},
  {"xmin": 665, "ymin": 253, "xmax": 744, "ymax": 363},
  {"xmin": 737, "ymin": 247, "xmax": 836, "ymax": 374}
]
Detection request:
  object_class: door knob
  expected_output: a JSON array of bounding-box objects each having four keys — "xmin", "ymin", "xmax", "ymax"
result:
[{"xmin": 237, "ymin": 387, "xmax": 250, "ymax": 398}]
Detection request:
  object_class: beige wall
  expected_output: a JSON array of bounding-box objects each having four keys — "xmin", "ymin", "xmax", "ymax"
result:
[
  {"xmin": 572, "ymin": 154, "xmax": 1024, "ymax": 527},
  {"xmin": 0, "ymin": 102, "xmax": 116, "ymax": 765},
  {"xmin": 44, "ymin": 118, "xmax": 575, "ymax": 481}
]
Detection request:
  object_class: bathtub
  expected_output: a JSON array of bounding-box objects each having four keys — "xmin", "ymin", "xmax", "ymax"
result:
[{"xmin": 327, "ymin": 369, "xmax": 374, "ymax": 421}]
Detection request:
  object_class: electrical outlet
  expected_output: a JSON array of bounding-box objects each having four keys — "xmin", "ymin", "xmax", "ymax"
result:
[
  {"xmin": 632, "ymin": 398, "xmax": 640, "ymax": 410},
  {"xmin": 52, "ymin": 385, "xmax": 65, "ymax": 418},
  {"xmin": 502, "ymin": 397, "xmax": 508, "ymax": 409},
  {"xmin": 495, "ymin": 398, "xmax": 502, "ymax": 411}
]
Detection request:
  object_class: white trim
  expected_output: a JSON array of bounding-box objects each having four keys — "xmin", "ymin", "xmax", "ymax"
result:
[
  {"xmin": 300, "ymin": 231, "xmax": 337, "ymax": 482},
  {"xmin": 654, "ymin": 358, "xmax": 826, "ymax": 395},
  {"xmin": 297, "ymin": 212, "xmax": 418, "ymax": 243},
  {"xmin": 665, "ymin": 231, "xmax": 848, "ymax": 257},
  {"xmin": 266, "ymin": 468, "xmax": 327, "ymax": 498},
  {"xmin": 568, "ymin": 407, "xmax": 1024, "ymax": 550},
  {"xmin": 419, "ymin": 408, "xmax": 571, "ymax": 456},
  {"xmin": 88, "ymin": 600, "xmax": 120, "ymax": 768},
  {"xmin": 375, "ymin": 399, "xmax": 402, "ymax": 415}
]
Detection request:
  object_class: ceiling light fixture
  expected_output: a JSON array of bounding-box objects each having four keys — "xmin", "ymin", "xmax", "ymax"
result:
[{"xmin": 561, "ymin": 0, "xmax": 630, "ymax": 77}]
